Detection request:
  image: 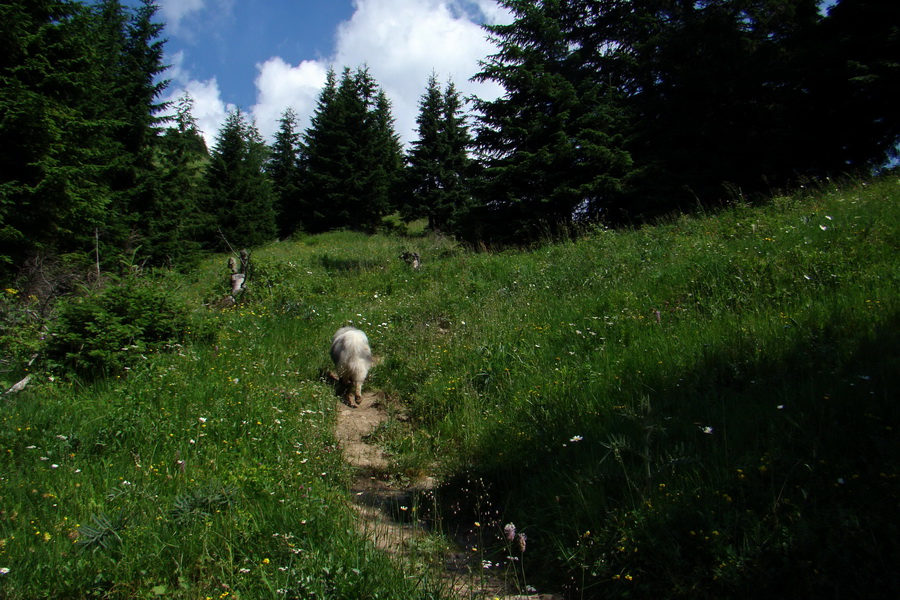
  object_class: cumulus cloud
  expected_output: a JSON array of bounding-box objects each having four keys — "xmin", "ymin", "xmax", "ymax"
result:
[
  {"xmin": 330, "ymin": 0, "xmax": 508, "ymax": 144},
  {"xmin": 251, "ymin": 58, "xmax": 329, "ymax": 142},
  {"xmin": 161, "ymin": 0, "xmax": 512, "ymax": 147},
  {"xmin": 157, "ymin": 0, "xmax": 235, "ymax": 37},
  {"xmin": 248, "ymin": 0, "xmax": 510, "ymax": 146},
  {"xmin": 157, "ymin": 0, "xmax": 205, "ymax": 35}
]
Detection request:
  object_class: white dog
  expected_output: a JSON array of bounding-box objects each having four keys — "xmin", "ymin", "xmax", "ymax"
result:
[{"xmin": 330, "ymin": 326, "xmax": 373, "ymax": 406}]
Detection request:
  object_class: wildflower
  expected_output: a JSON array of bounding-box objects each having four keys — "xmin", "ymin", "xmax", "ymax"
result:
[
  {"xmin": 569, "ymin": 435, "xmax": 583, "ymax": 443},
  {"xmin": 700, "ymin": 426, "xmax": 714, "ymax": 434},
  {"xmin": 0, "ymin": 567, "xmax": 9, "ymax": 575},
  {"xmin": 517, "ymin": 532, "xmax": 527, "ymax": 554},
  {"xmin": 504, "ymin": 522, "xmax": 516, "ymax": 542}
]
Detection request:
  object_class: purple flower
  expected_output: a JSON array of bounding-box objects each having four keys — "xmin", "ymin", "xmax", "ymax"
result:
[{"xmin": 504, "ymin": 522, "xmax": 516, "ymax": 542}]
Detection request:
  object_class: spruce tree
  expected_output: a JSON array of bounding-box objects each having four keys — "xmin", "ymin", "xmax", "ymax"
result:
[
  {"xmin": 204, "ymin": 109, "xmax": 277, "ymax": 249},
  {"xmin": 0, "ymin": 0, "xmax": 111, "ymax": 273},
  {"xmin": 471, "ymin": 0, "xmax": 633, "ymax": 241},
  {"xmin": 83, "ymin": 0, "xmax": 170, "ymax": 264},
  {"xmin": 405, "ymin": 74, "xmax": 473, "ymax": 233},
  {"xmin": 403, "ymin": 74, "xmax": 446, "ymax": 226},
  {"xmin": 152, "ymin": 93, "xmax": 209, "ymax": 268},
  {"xmin": 268, "ymin": 107, "xmax": 304, "ymax": 237},
  {"xmin": 301, "ymin": 67, "xmax": 402, "ymax": 232}
]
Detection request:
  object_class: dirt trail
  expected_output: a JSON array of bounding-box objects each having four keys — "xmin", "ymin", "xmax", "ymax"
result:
[{"xmin": 333, "ymin": 391, "xmax": 561, "ymax": 599}]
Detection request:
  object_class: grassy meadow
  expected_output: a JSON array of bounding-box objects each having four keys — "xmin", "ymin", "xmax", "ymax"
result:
[{"xmin": 1, "ymin": 175, "xmax": 898, "ymax": 598}]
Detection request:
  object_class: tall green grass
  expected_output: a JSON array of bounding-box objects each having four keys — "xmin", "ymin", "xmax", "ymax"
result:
[
  {"xmin": 1, "ymin": 176, "xmax": 897, "ymax": 598},
  {"xmin": 368, "ymin": 176, "xmax": 900, "ymax": 597},
  {"xmin": 0, "ymin": 297, "xmax": 445, "ymax": 597}
]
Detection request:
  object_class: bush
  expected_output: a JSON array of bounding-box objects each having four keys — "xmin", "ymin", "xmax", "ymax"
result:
[{"xmin": 46, "ymin": 277, "xmax": 192, "ymax": 377}]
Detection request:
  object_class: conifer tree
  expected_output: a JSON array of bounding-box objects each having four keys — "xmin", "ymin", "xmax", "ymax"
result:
[
  {"xmin": 471, "ymin": 0, "xmax": 633, "ymax": 241},
  {"xmin": 204, "ymin": 109, "xmax": 277, "ymax": 249},
  {"xmin": 0, "ymin": 0, "xmax": 111, "ymax": 273},
  {"xmin": 404, "ymin": 74, "xmax": 473, "ymax": 233},
  {"xmin": 301, "ymin": 67, "xmax": 402, "ymax": 232},
  {"xmin": 152, "ymin": 93, "xmax": 209, "ymax": 268},
  {"xmin": 403, "ymin": 74, "xmax": 446, "ymax": 226},
  {"xmin": 90, "ymin": 0, "xmax": 170, "ymax": 260},
  {"xmin": 268, "ymin": 107, "xmax": 304, "ymax": 237}
]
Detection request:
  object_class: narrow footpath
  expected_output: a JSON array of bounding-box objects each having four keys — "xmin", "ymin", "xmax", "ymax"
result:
[{"xmin": 333, "ymin": 392, "xmax": 560, "ymax": 599}]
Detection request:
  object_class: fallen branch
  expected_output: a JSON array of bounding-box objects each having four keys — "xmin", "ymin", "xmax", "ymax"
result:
[{"xmin": 5, "ymin": 374, "xmax": 32, "ymax": 395}]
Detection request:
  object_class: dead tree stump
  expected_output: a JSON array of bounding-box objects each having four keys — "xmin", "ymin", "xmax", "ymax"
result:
[{"xmin": 220, "ymin": 249, "xmax": 251, "ymax": 308}]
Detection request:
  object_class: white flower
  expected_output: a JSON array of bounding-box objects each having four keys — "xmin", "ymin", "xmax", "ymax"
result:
[
  {"xmin": 0, "ymin": 567, "xmax": 9, "ymax": 575},
  {"xmin": 198, "ymin": 417, "xmax": 207, "ymax": 423},
  {"xmin": 700, "ymin": 426, "xmax": 714, "ymax": 434},
  {"xmin": 569, "ymin": 435, "xmax": 583, "ymax": 443}
]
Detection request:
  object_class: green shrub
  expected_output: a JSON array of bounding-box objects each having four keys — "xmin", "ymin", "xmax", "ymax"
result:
[{"xmin": 46, "ymin": 277, "xmax": 192, "ymax": 377}]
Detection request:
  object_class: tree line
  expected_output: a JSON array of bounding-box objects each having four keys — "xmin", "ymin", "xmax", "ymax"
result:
[{"xmin": 1, "ymin": 0, "xmax": 897, "ymax": 280}]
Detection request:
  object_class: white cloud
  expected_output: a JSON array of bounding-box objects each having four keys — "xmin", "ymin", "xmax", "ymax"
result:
[
  {"xmin": 162, "ymin": 51, "xmax": 234, "ymax": 150},
  {"xmin": 330, "ymin": 0, "xmax": 507, "ymax": 145},
  {"xmin": 157, "ymin": 0, "xmax": 205, "ymax": 35},
  {"xmin": 251, "ymin": 58, "xmax": 329, "ymax": 142},
  {"xmin": 157, "ymin": 0, "xmax": 236, "ymax": 37},
  {"xmin": 247, "ymin": 0, "xmax": 510, "ymax": 146}
]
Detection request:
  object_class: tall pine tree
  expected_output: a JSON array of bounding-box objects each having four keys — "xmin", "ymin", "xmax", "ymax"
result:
[
  {"xmin": 152, "ymin": 93, "xmax": 209, "ymax": 268},
  {"xmin": 300, "ymin": 67, "xmax": 402, "ymax": 232},
  {"xmin": 268, "ymin": 107, "xmax": 304, "ymax": 238},
  {"xmin": 404, "ymin": 74, "xmax": 473, "ymax": 233},
  {"xmin": 0, "ymin": 0, "xmax": 111, "ymax": 273},
  {"xmin": 89, "ymin": 0, "xmax": 170, "ymax": 261},
  {"xmin": 203, "ymin": 109, "xmax": 277, "ymax": 249},
  {"xmin": 471, "ymin": 0, "xmax": 633, "ymax": 241}
]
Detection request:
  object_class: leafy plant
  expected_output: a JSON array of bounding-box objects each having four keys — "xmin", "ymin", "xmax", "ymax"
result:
[
  {"xmin": 76, "ymin": 511, "xmax": 128, "ymax": 554},
  {"xmin": 170, "ymin": 484, "xmax": 238, "ymax": 525}
]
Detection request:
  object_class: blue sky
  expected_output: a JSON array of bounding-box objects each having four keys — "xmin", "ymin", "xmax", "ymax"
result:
[{"xmin": 137, "ymin": 0, "xmax": 511, "ymax": 148}]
